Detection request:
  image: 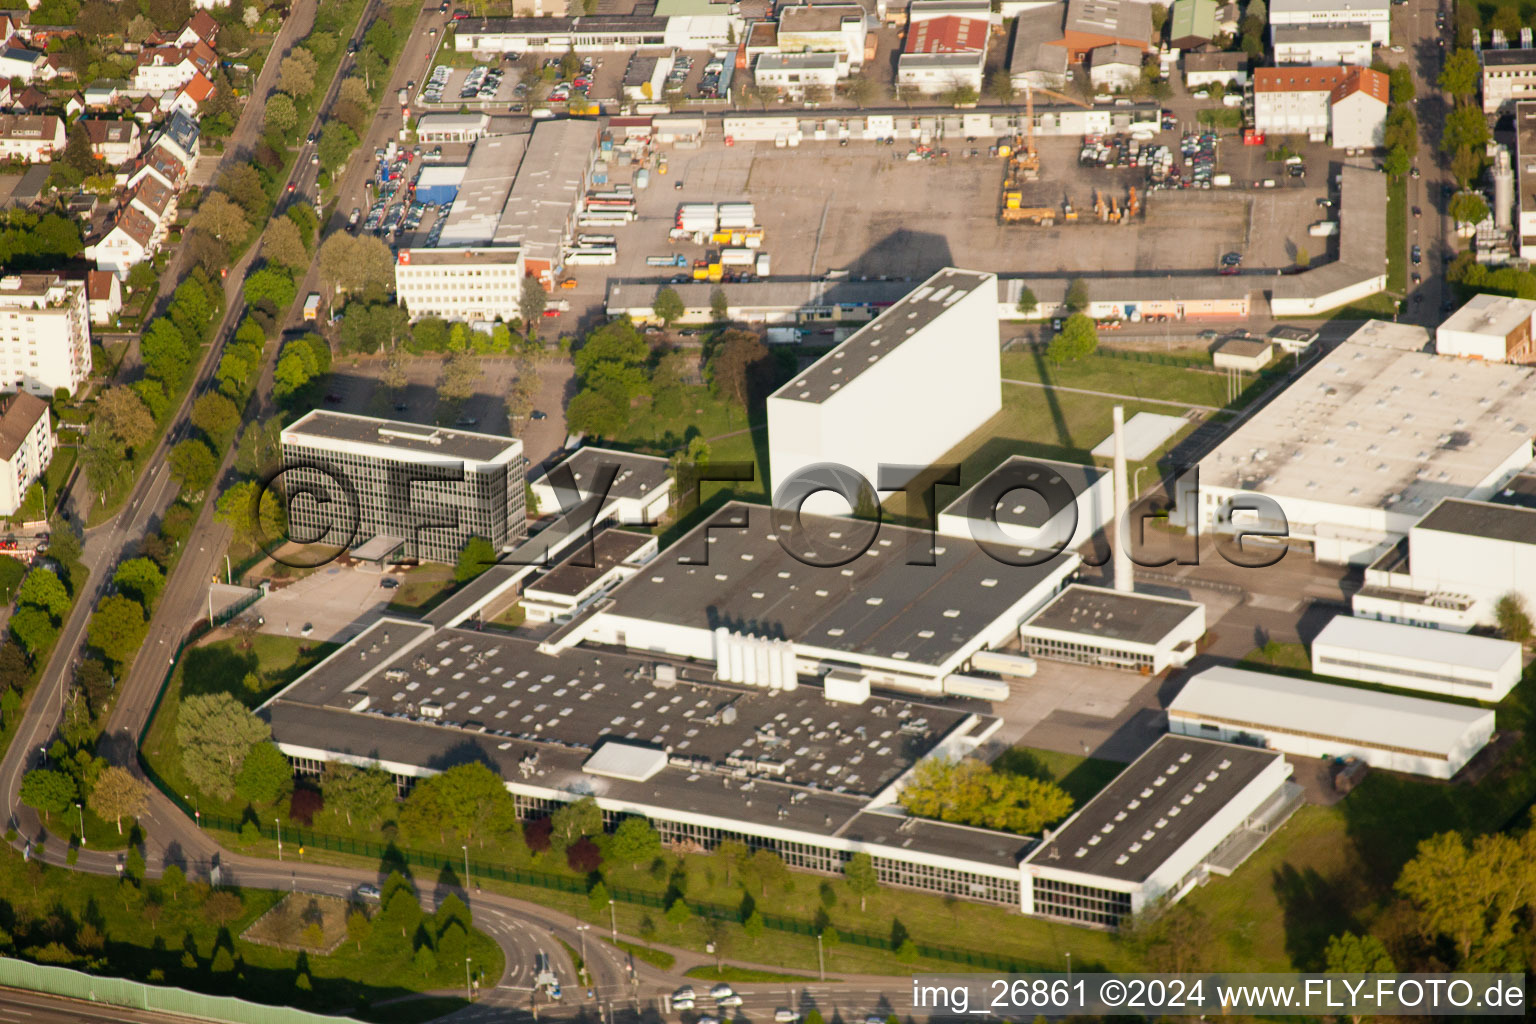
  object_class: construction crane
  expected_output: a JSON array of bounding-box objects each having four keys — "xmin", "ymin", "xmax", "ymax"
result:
[{"xmin": 1015, "ymin": 85, "xmax": 1040, "ymax": 181}]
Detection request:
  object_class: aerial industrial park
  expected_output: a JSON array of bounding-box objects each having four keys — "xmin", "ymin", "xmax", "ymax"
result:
[{"xmin": 0, "ymin": 0, "xmax": 1534, "ymax": 1021}]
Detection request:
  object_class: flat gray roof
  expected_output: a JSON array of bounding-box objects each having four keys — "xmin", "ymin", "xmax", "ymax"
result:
[
  {"xmin": 527, "ymin": 528, "xmax": 652, "ymax": 599},
  {"xmin": 1484, "ymin": 47, "xmax": 1536, "ymax": 68},
  {"xmin": 494, "ymin": 118, "xmax": 600, "ymax": 260},
  {"xmin": 1272, "ymin": 23, "xmax": 1372, "ymax": 42},
  {"xmin": 1065, "ymin": 0, "xmax": 1153, "ymax": 44},
  {"xmin": 607, "ymin": 277, "xmax": 913, "ymax": 314},
  {"xmin": 1008, "ymin": 6, "xmax": 1067, "ymax": 77},
  {"xmin": 602, "ymin": 502, "xmax": 1075, "ymax": 667},
  {"xmin": 398, "ymin": 246, "xmax": 522, "ymax": 266},
  {"xmin": 941, "ymin": 456, "xmax": 1105, "ymax": 530},
  {"xmin": 1023, "ymin": 584, "xmax": 1203, "ymax": 646},
  {"xmin": 282, "ymin": 411, "xmax": 521, "ymax": 463},
  {"xmin": 439, "ymin": 133, "xmax": 527, "ymax": 247},
  {"xmin": 1026, "ymin": 735, "xmax": 1283, "ymax": 883},
  {"xmin": 1271, "ymin": 0, "xmax": 1386, "ymax": 11},
  {"xmin": 1415, "ymin": 497, "xmax": 1536, "ymax": 545},
  {"xmin": 542, "ymin": 446, "xmax": 672, "ymax": 505},
  {"xmin": 771, "ymin": 268, "xmax": 994, "ymax": 405}
]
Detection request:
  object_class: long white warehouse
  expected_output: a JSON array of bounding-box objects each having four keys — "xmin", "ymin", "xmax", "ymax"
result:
[
  {"xmin": 1168, "ymin": 665, "xmax": 1496, "ymax": 780},
  {"xmin": 1309, "ymin": 615, "xmax": 1523, "ymax": 702}
]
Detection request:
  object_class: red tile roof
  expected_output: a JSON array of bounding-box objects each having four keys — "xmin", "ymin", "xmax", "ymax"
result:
[
  {"xmin": 904, "ymin": 15, "xmax": 989, "ymax": 54},
  {"xmin": 177, "ymin": 71, "xmax": 215, "ymax": 105},
  {"xmin": 1254, "ymin": 65, "xmax": 1388, "ymax": 104}
]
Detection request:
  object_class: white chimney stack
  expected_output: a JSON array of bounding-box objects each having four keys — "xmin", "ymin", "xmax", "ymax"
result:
[{"xmin": 1112, "ymin": 405, "xmax": 1133, "ymax": 593}]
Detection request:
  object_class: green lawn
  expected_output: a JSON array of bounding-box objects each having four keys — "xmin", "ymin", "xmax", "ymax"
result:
[
  {"xmin": 384, "ymin": 563, "xmax": 457, "ymax": 613},
  {"xmin": 140, "ymin": 633, "xmax": 337, "ymax": 822},
  {"xmin": 608, "ymin": 938, "xmax": 676, "ymax": 970},
  {"xmin": 995, "ymin": 746, "xmax": 1125, "ymax": 806},
  {"xmin": 0, "ymin": 846, "xmax": 500, "ymax": 1023},
  {"xmin": 999, "ymin": 348, "xmax": 1228, "ymax": 409},
  {"xmin": 685, "ymin": 965, "xmax": 824, "ymax": 983}
]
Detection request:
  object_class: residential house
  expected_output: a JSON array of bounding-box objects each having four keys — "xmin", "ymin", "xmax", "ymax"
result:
[
  {"xmin": 127, "ymin": 175, "xmax": 175, "ymax": 236},
  {"xmin": 63, "ymin": 92, "xmax": 84, "ymax": 118},
  {"xmin": 150, "ymin": 108, "xmax": 199, "ymax": 170},
  {"xmin": 83, "ymin": 118, "xmax": 142, "ymax": 165},
  {"xmin": 85, "ymin": 269, "xmax": 121, "ymax": 325},
  {"xmin": 1183, "ymin": 50, "xmax": 1247, "ymax": 87},
  {"xmin": 1089, "ymin": 42, "xmax": 1143, "ymax": 90},
  {"xmin": 9, "ymin": 85, "xmax": 47, "ymax": 111},
  {"xmin": 163, "ymin": 71, "xmax": 215, "ymax": 116},
  {"xmin": 0, "ymin": 114, "xmax": 64, "ymax": 162},
  {"xmin": 126, "ymin": 143, "xmax": 188, "ymax": 193},
  {"xmin": 82, "ymin": 79, "xmax": 124, "ymax": 109},
  {"xmin": 130, "ymin": 41, "xmax": 216, "ymax": 95},
  {"xmin": 173, "ymin": 11, "xmax": 220, "ymax": 48},
  {"xmin": 1252, "ymin": 65, "xmax": 1387, "ymax": 147},
  {"xmin": 90, "ymin": 204, "xmax": 158, "ymax": 277},
  {"xmin": 0, "ymin": 43, "xmax": 43, "ymax": 82}
]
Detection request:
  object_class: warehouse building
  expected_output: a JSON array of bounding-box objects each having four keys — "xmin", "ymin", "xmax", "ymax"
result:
[
  {"xmin": 1354, "ymin": 497, "xmax": 1536, "ymax": 632},
  {"xmin": 606, "ymin": 278, "xmax": 912, "ymax": 325},
  {"xmin": 936, "ymin": 456, "xmax": 1109, "ymax": 554},
  {"xmin": 280, "ymin": 412, "xmax": 527, "ymax": 565},
  {"xmin": 766, "ymin": 267, "xmax": 1001, "ymax": 506},
  {"xmin": 453, "ymin": 15, "xmax": 669, "ymax": 52},
  {"xmin": 1180, "ymin": 322, "xmax": 1536, "ymax": 564},
  {"xmin": 572, "ymin": 500, "xmax": 1082, "ymax": 697},
  {"xmin": 1168, "ymin": 665, "xmax": 1497, "ymax": 780},
  {"xmin": 261, "ymin": 617, "xmax": 1036, "ymax": 909},
  {"xmin": 415, "ymin": 113, "xmax": 495, "ymax": 144},
  {"xmin": 998, "ymin": 274, "xmax": 1253, "ymax": 320},
  {"xmin": 1021, "ymin": 735, "xmax": 1299, "ymax": 926},
  {"xmin": 437, "ymin": 133, "xmax": 527, "ymax": 248},
  {"xmin": 1018, "ymin": 585, "xmax": 1206, "ymax": 675},
  {"xmin": 1007, "ymin": 5, "xmax": 1068, "ymax": 89},
  {"xmin": 1309, "ymin": 615, "xmax": 1523, "ymax": 702},
  {"xmin": 491, "ymin": 118, "xmax": 601, "ymax": 286},
  {"xmin": 1435, "ymin": 293, "xmax": 1536, "ymax": 364},
  {"xmin": 896, "ymin": 0, "xmax": 990, "ymax": 94}
]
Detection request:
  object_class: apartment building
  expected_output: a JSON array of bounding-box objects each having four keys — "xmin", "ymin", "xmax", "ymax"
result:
[
  {"xmin": 0, "ymin": 391, "xmax": 52, "ymax": 517},
  {"xmin": 0, "ymin": 274, "xmax": 92, "ymax": 397}
]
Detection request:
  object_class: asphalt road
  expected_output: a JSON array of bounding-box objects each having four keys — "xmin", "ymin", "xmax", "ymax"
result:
[{"xmin": 1397, "ymin": 0, "xmax": 1452, "ymax": 324}]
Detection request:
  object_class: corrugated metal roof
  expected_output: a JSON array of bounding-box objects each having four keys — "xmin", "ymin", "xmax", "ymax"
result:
[{"xmin": 1311, "ymin": 616, "xmax": 1521, "ymax": 674}]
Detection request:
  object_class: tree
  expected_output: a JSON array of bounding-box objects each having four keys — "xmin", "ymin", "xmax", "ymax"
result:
[
  {"xmin": 1389, "ymin": 64, "xmax": 1416, "ymax": 106},
  {"xmin": 565, "ymin": 389, "xmax": 628, "ymax": 438},
  {"xmin": 112, "ymin": 558, "xmax": 165, "ymax": 608},
  {"xmin": 1494, "ymin": 592, "xmax": 1533, "ymax": 645},
  {"xmin": 943, "ymin": 84, "xmax": 978, "ymax": 107},
  {"xmin": 1449, "ymin": 192, "xmax": 1491, "ymax": 227},
  {"xmin": 986, "ymin": 70, "xmax": 1016, "ymax": 105},
  {"xmin": 191, "ymin": 192, "xmax": 250, "ymax": 245},
  {"xmin": 191, "ymin": 392, "xmax": 241, "ymax": 441},
  {"xmin": 168, "ymin": 439, "xmax": 217, "ymax": 491},
  {"xmin": 89, "ymin": 766, "xmax": 148, "ymax": 835},
  {"xmin": 567, "ymin": 836, "xmax": 603, "ymax": 873},
  {"xmin": 17, "ymin": 567, "xmax": 70, "ymax": 621},
  {"xmin": 177, "ymin": 692, "xmax": 270, "ymax": 800},
  {"xmin": 1442, "ymin": 105, "xmax": 1491, "ymax": 158},
  {"xmin": 1016, "ymin": 286, "xmax": 1038, "ymax": 317},
  {"xmin": 709, "ymin": 287, "xmax": 729, "ymax": 323},
  {"xmin": 1394, "ymin": 827, "xmax": 1536, "ymax": 966},
  {"xmin": 215, "ymin": 481, "xmax": 285, "ymax": 549},
  {"xmin": 454, "ymin": 536, "xmax": 497, "ymax": 583},
  {"xmin": 318, "ymin": 122, "xmax": 359, "ymax": 174},
  {"xmin": 707, "ymin": 330, "xmax": 772, "ymax": 409},
  {"xmin": 1048, "ymin": 314, "xmax": 1099, "ymax": 363},
  {"xmin": 665, "ymin": 896, "xmax": 692, "ymax": 931},
  {"xmin": 898, "ymin": 758, "xmax": 1074, "ymax": 834},
  {"xmin": 9, "ymin": 606, "xmax": 58, "ymax": 663},
  {"xmin": 321, "ymin": 762, "xmax": 397, "ymax": 827},
  {"xmin": 1383, "ymin": 145, "xmax": 1412, "ymax": 181},
  {"xmin": 19, "ymin": 768, "xmax": 75, "ymax": 820},
  {"xmin": 1064, "ymin": 278, "xmax": 1090, "ymax": 312},
  {"xmin": 1439, "ymin": 48, "xmax": 1481, "ymax": 103},
  {"xmin": 0, "ymin": 555, "xmax": 25, "ymax": 603},
  {"xmin": 437, "ymin": 350, "xmax": 482, "ymax": 404},
  {"xmin": 317, "ymin": 232, "xmax": 395, "ymax": 297},
  {"xmin": 279, "ymin": 48, "xmax": 318, "ymax": 98},
  {"xmin": 0, "ymin": 640, "xmax": 30, "ymax": 690},
  {"xmin": 346, "ymin": 909, "xmax": 371, "ymax": 951},
  {"xmin": 89, "ymin": 595, "xmax": 148, "ymax": 668},
  {"xmin": 652, "ymin": 286, "xmax": 685, "ymax": 327},
  {"xmin": 610, "ymin": 816, "xmax": 661, "ymax": 868},
  {"xmin": 244, "ymin": 266, "xmax": 297, "ymax": 312},
  {"xmin": 549, "ymin": 795, "xmax": 602, "ymax": 852},
  {"xmin": 412, "ymin": 944, "xmax": 437, "ymax": 978},
  {"xmin": 235, "ymin": 742, "xmax": 293, "ymax": 806},
  {"xmin": 842, "ymin": 74, "xmax": 875, "ymax": 108},
  {"xmin": 749, "ymin": 849, "xmax": 788, "ymax": 897},
  {"xmin": 97, "ymin": 388, "xmax": 156, "ymax": 450},
  {"xmin": 400, "ymin": 762, "xmax": 518, "ymax": 844},
  {"xmin": 843, "ymin": 851, "xmax": 878, "ymax": 912},
  {"xmin": 519, "ymin": 285, "xmax": 547, "ymax": 333},
  {"xmin": 1325, "ymin": 932, "xmax": 1394, "ymax": 973},
  {"xmin": 263, "ymin": 92, "xmax": 298, "ymax": 137}
]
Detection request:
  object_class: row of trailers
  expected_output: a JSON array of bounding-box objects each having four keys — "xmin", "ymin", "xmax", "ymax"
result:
[{"xmin": 569, "ymin": 190, "xmax": 637, "ymax": 265}]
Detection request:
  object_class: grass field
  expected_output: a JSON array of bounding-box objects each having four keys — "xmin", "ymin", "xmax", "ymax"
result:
[
  {"xmin": 996, "ymin": 746, "xmax": 1125, "ymax": 806},
  {"xmin": 385, "ymin": 563, "xmax": 456, "ymax": 613},
  {"xmin": 999, "ymin": 348, "xmax": 1228, "ymax": 409},
  {"xmin": 1386, "ymin": 173, "xmax": 1407, "ymax": 294}
]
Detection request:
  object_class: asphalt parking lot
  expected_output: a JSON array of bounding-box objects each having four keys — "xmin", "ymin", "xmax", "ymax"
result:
[
  {"xmin": 250, "ymin": 565, "xmax": 395, "ymax": 644},
  {"xmin": 592, "ymin": 130, "xmax": 1337, "ymax": 298}
]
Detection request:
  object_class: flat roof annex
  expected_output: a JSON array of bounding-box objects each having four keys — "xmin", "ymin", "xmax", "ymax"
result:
[
  {"xmin": 1023, "ymin": 584, "xmax": 1204, "ymax": 647},
  {"xmin": 1414, "ymin": 497, "xmax": 1536, "ymax": 545},
  {"xmin": 1169, "ymin": 665, "xmax": 1495, "ymax": 756},
  {"xmin": 1025, "ymin": 734, "xmax": 1284, "ymax": 883},
  {"xmin": 1311, "ymin": 615, "xmax": 1521, "ymax": 674},
  {"xmin": 600, "ymin": 501, "xmax": 1076, "ymax": 668},
  {"xmin": 941, "ymin": 456, "xmax": 1106, "ymax": 530}
]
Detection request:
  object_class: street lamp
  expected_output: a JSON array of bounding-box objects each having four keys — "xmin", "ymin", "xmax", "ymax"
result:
[
  {"xmin": 184, "ymin": 793, "xmax": 200, "ymax": 827},
  {"xmin": 1065, "ymin": 951, "xmax": 1072, "ymax": 984},
  {"xmin": 576, "ymin": 925, "xmax": 589, "ymax": 987},
  {"xmin": 74, "ymin": 802, "xmax": 84, "ymax": 846},
  {"xmin": 608, "ymin": 898, "xmax": 617, "ymax": 942},
  {"xmin": 816, "ymin": 932, "xmax": 825, "ymax": 982},
  {"xmin": 465, "ymin": 956, "xmax": 473, "ymax": 1002},
  {"xmin": 225, "ymin": 553, "xmax": 232, "ymax": 585},
  {"xmin": 462, "ymin": 843, "xmax": 471, "ymax": 891},
  {"xmin": 275, "ymin": 818, "xmax": 283, "ymax": 861}
]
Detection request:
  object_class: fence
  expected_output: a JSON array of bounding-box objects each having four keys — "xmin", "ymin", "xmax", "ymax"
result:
[
  {"xmin": 1015, "ymin": 341, "xmax": 1211, "ymax": 369},
  {"xmin": 0, "ymin": 959, "xmax": 367, "ymax": 1024}
]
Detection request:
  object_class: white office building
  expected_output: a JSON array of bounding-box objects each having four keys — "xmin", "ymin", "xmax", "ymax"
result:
[
  {"xmin": 1169, "ymin": 665, "xmax": 1497, "ymax": 780},
  {"xmin": 394, "ymin": 247, "xmax": 524, "ymax": 324},
  {"xmin": 0, "ymin": 391, "xmax": 53, "ymax": 517},
  {"xmin": 1310, "ymin": 615, "xmax": 1523, "ymax": 702},
  {"xmin": 528, "ymin": 446, "xmax": 673, "ymax": 526},
  {"xmin": 0, "ymin": 274, "xmax": 92, "ymax": 397},
  {"xmin": 520, "ymin": 528, "xmax": 658, "ymax": 623},
  {"xmin": 1018, "ymin": 585, "xmax": 1206, "ymax": 674},
  {"xmin": 1268, "ymin": 0, "xmax": 1389, "ymax": 45},
  {"xmin": 1021, "ymin": 735, "xmax": 1300, "ymax": 926},
  {"xmin": 766, "ymin": 267, "xmax": 1000, "ymax": 508},
  {"xmin": 1482, "ymin": 48, "xmax": 1536, "ymax": 115}
]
